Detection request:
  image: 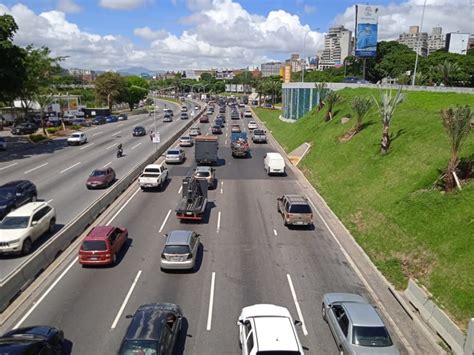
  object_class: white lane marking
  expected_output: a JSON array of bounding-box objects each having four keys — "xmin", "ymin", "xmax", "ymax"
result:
[
  {"xmin": 24, "ymin": 163, "xmax": 48, "ymax": 174},
  {"xmin": 286, "ymin": 274, "xmax": 308, "ymax": 336},
  {"xmin": 131, "ymin": 142, "xmax": 141, "ymax": 150},
  {"xmin": 220, "ymin": 188, "xmax": 223, "ymax": 194},
  {"xmin": 106, "ymin": 188, "xmax": 141, "ymax": 226},
  {"xmin": 14, "ymin": 257, "xmax": 78, "ymax": 329},
  {"xmin": 59, "ymin": 162, "xmax": 81, "ymax": 174},
  {"xmin": 87, "ymin": 126, "xmax": 98, "ymax": 131},
  {"xmin": 0, "ymin": 162, "xmax": 18, "ymax": 171},
  {"xmin": 273, "ymin": 229, "xmax": 278, "ymax": 236},
  {"xmin": 46, "ymin": 199, "xmax": 54, "ymax": 204},
  {"xmin": 114, "ymin": 131, "xmax": 122, "ymax": 135},
  {"xmin": 178, "ymin": 185, "xmax": 183, "ymax": 194},
  {"xmin": 106, "ymin": 143, "xmax": 116, "ymax": 150},
  {"xmin": 206, "ymin": 272, "xmax": 216, "ymax": 331},
  {"xmin": 159, "ymin": 209, "xmax": 172, "ymax": 233},
  {"xmin": 92, "ymin": 131, "xmax": 102, "ymax": 136},
  {"xmin": 216, "ymin": 211, "xmax": 221, "ymax": 233},
  {"xmin": 220, "ymin": 181, "xmax": 223, "ymax": 187},
  {"xmin": 80, "ymin": 142, "xmax": 95, "ymax": 150},
  {"xmin": 103, "ymin": 161, "xmax": 112, "ymax": 168},
  {"xmin": 117, "ymin": 123, "xmax": 124, "ymax": 127},
  {"xmin": 111, "ymin": 270, "xmax": 142, "ymax": 329},
  {"xmin": 224, "ymin": 140, "xmax": 227, "ymax": 145}
]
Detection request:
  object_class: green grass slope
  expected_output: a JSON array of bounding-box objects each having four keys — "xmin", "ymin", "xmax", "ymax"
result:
[{"xmin": 255, "ymin": 88, "xmax": 474, "ymax": 328}]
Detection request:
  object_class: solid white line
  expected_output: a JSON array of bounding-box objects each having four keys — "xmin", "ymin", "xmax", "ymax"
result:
[
  {"xmin": 46, "ymin": 199, "xmax": 54, "ymax": 204},
  {"xmin": 111, "ymin": 270, "xmax": 142, "ymax": 329},
  {"xmin": 103, "ymin": 161, "xmax": 112, "ymax": 168},
  {"xmin": 286, "ymin": 274, "xmax": 308, "ymax": 336},
  {"xmin": 159, "ymin": 209, "xmax": 172, "ymax": 233},
  {"xmin": 206, "ymin": 272, "xmax": 216, "ymax": 331},
  {"xmin": 131, "ymin": 142, "xmax": 141, "ymax": 150},
  {"xmin": 59, "ymin": 162, "xmax": 81, "ymax": 174},
  {"xmin": 14, "ymin": 257, "xmax": 78, "ymax": 329},
  {"xmin": 224, "ymin": 140, "xmax": 227, "ymax": 145},
  {"xmin": 220, "ymin": 188, "xmax": 223, "ymax": 194},
  {"xmin": 106, "ymin": 143, "xmax": 116, "ymax": 150},
  {"xmin": 220, "ymin": 181, "xmax": 223, "ymax": 187},
  {"xmin": 216, "ymin": 211, "xmax": 221, "ymax": 233},
  {"xmin": 92, "ymin": 131, "xmax": 102, "ymax": 136},
  {"xmin": 79, "ymin": 142, "xmax": 94, "ymax": 150},
  {"xmin": 24, "ymin": 163, "xmax": 48, "ymax": 174},
  {"xmin": 0, "ymin": 162, "xmax": 18, "ymax": 171},
  {"xmin": 178, "ymin": 185, "xmax": 183, "ymax": 194},
  {"xmin": 273, "ymin": 229, "xmax": 278, "ymax": 236},
  {"xmin": 106, "ymin": 188, "xmax": 141, "ymax": 226}
]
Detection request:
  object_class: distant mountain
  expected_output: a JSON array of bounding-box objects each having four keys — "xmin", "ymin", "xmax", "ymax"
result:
[{"xmin": 117, "ymin": 66, "xmax": 165, "ymax": 76}]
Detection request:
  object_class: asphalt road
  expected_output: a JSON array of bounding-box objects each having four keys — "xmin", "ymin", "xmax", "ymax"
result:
[
  {"xmin": 0, "ymin": 105, "xmax": 418, "ymax": 354},
  {"xmin": 0, "ymin": 100, "xmax": 195, "ymax": 280}
]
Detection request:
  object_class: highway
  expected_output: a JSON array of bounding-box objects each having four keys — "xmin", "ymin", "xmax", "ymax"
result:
[
  {"xmin": 0, "ymin": 105, "xmax": 424, "ymax": 354},
  {"xmin": 0, "ymin": 100, "xmax": 192, "ymax": 280}
]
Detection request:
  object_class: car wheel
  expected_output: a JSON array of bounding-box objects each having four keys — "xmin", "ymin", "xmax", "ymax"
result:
[
  {"xmin": 112, "ymin": 253, "xmax": 117, "ymax": 265},
  {"xmin": 322, "ymin": 303, "xmax": 327, "ymax": 321},
  {"xmin": 49, "ymin": 218, "xmax": 56, "ymax": 233},
  {"xmin": 31, "ymin": 194, "xmax": 37, "ymax": 202},
  {"xmin": 21, "ymin": 238, "xmax": 32, "ymax": 255}
]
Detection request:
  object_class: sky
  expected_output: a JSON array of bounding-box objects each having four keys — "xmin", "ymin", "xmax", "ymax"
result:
[{"xmin": 0, "ymin": 0, "xmax": 472, "ymax": 71}]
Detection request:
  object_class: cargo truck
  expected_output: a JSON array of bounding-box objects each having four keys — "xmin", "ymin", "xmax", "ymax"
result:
[{"xmin": 195, "ymin": 135, "xmax": 219, "ymax": 165}]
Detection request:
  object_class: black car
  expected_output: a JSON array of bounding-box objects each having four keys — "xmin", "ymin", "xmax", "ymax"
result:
[
  {"xmin": 0, "ymin": 180, "xmax": 38, "ymax": 220},
  {"xmin": 217, "ymin": 114, "xmax": 226, "ymax": 123},
  {"xmin": 219, "ymin": 106, "xmax": 226, "ymax": 114},
  {"xmin": 11, "ymin": 123, "xmax": 38, "ymax": 135},
  {"xmin": 133, "ymin": 126, "xmax": 146, "ymax": 136},
  {"xmin": 91, "ymin": 116, "xmax": 106, "ymax": 125},
  {"xmin": 180, "ymin": 112, "xmax": 189, "ymax": 120},
  {"xmin": 215, "ymin": 118, "xmax": 223, "ymax": 127},
  {"xmin": 118, "ymin": 303, "xmax": 183, "ymax": 355},
  {"xmin": 0, "ymin": 325, "xmax": 64, "ymax": 354},
  {"xmin": 212, "ymin": 125, "xmax": 222, "ymax": 134}
]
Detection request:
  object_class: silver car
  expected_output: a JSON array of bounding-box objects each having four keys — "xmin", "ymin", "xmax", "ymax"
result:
[
  {"xmin": 160, "ymin": 230, "xmax": 200, "ymax": 270},
  {"xmin": 165, "ymin": 148, "xmax": 185, "ymax": 164},
  {"xmin": 179, "ymin": 136, "xmax": 193, "ymax": 147},
  {"xmin": 322, "ymin": 293, "xmax": 400, "ymax": 355},
  {"xmin": 189, "ymin": 127, "xmax": 201, "ymax": 136}
]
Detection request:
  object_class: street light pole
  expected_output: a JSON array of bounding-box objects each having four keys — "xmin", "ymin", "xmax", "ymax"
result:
[
  {"xmin": 302, "ymin": 30, "xmax": 310, "ymax": 83},
  {"xmin": 412, "ymin": 0, "xmax": 427, "ymax": 86}
]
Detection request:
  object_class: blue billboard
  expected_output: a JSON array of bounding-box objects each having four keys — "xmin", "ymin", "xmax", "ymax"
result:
[{"xmin": 355, "ymin": 5, "xmax": 379, "ymax": 57}]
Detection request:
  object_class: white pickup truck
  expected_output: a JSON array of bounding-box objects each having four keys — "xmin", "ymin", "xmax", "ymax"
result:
[{"xmin": 138, "ymin": 164, "xmax": 169, "ymax": 191}]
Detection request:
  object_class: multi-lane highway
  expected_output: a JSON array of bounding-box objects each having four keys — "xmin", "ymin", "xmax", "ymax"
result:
[
  {"xmin": 0, "ymin": 103, "xmax": 441, "ymax": 354},
  {"xmin": 0, "ymin": 100, "xmax": 192, "ymax": 279}
]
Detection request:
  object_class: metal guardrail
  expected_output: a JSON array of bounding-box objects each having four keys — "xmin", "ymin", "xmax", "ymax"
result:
[{"xmin": 0, "ymin": 101, "xmax": 205, "ymax": 313}]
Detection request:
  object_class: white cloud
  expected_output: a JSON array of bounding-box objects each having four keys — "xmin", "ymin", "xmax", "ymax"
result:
[
  {"xmin": 303, "ymin": 4, "xmax": 316, "ymax": 14},
  {"xmin": 134, "ymin": 27, "xmax": 169, "ymax": 40},
  {"xmin": 99, "ymin": 0, "xmax": 148, "ymax": 10},
  {"xmin": 57, "ymin": 0, "xmax": 81, "ymax": 13}
]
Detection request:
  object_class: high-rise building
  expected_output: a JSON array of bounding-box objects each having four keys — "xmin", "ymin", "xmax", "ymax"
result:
[
  {"xmin": 446, "ymin": 32, "xmax": 470, "ymax": 55},
  {"xmin": 428, "ymin": 27, "xmax": 445, "ymax": 54},
  {"xmin": 261, "ymin": 62, "xmax": 283, "ymax": 77},
  {"xmin": 285, "ymin": 54, "xmax": 304, "ymax": 72},
  {"xmin": 398, "ymin": 26, "xmax": 428, "ymax": 57},
  {"xmin": 318, "ymin": 26, "xmax": 352, "ymax": 70}
]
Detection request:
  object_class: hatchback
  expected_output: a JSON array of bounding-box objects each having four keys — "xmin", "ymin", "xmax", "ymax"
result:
[
  {"xmin": 86, "ymin": 168, "xmax": 116, "ymax": 189},
  {"xmin": 212, "ymin": 125, "xmax": 222, "ymax": 134},
  {"xmin": 163, "ymin": 114, "xmax": 173, "ymax": 123},
  {"xmin": 132, "ymin": 126, "xmax": 146, "ymax": 136},
  {"xmin": 231, "ymin": 124, "xmax": 241, "ymax": 133},
  {"xmin": 161, "ymin": 230, "xmax": 200, "ymax": 270},
  {"xmin": 79, "ymin": 225, "xmax": 128, "ymax": 266},
  {"xmin": 165, "ymin": 149, "xmax": 185, "ymax": 164}
]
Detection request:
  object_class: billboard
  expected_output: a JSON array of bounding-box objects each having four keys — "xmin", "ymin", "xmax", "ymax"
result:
[{"xmin": 355, "ymin": 5, "xmax": 379, "ymax": 57}]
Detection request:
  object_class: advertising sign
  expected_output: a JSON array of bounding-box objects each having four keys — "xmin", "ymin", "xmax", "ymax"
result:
[{"xmin": 355, "ymin": 5, "xmax": 379, "ymax": 57}]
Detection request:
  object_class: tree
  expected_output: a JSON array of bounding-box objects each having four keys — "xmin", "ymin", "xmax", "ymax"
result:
[
  {"xmin": 373, "ymin": 88, "xmax": 404, "ymax": 154},
  {"xmin": 123, "ymin": 76, "xmax": 149, "ymax": 110},
  {"xmin": 315, "ymin": 82, "xmax": 327, "ymax": 111},
  {"xmin": 94, "ymin": 72, "xmax": 126, "ymax": 111},
  {"xmin": 437, "ymin": 60, "xmax": 461, "ymax": 86},
  {"xmin": 34, "ymin": 90, "xmax": 55, "ymax": 135},
  {"xmin": 351, "ymin": 96, "xmax": 373, "ymax": 132},
  {"xmin": 324, "ymin": 91, "xmax": 341, "ymax": 121},
  {"xmin": 440, "ymin": 106, "xmax": 472, "ymax": 192}
]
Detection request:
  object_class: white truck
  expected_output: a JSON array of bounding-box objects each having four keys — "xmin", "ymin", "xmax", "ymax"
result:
[{"xmin": 138, "ymin": 164, "xmax": 169, "ymax": 191}]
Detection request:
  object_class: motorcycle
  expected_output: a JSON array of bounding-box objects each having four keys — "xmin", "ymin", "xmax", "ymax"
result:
[{"xmin": 117, "ymin": 147, "xmax": 123, "ymax": 158}]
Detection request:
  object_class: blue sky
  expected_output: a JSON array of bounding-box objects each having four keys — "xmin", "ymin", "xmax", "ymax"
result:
[{"xmin": 0, "ymin": 0, "xmax": 471, "ymax": 70}]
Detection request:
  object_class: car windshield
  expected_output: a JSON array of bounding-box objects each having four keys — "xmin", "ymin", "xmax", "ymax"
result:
[
  {"xmin": 0, "ymin": 189, "xmax": 15, "ymax": 200},
  {"xmin": 0, "ymin": 216, "xmax": 29, "ymax": 229},
  {"xmin": 163, "ymin": 245, "xmax": 191, "ymax": 254},
  {"xmin": 81, "ymin": 240, "xmax": 107, "ymax": 251},
  {"xmin": 289, "ymin": 204, "xmax": 312, "ymax": 214},
  {"xmin": 71, "ymin": 134, "xmax": 81, "ymax": 138},
  {"xmin": 90, "ymin": 170, "xmax": 106, "ymax": 177},
  {"xmin": 195, "ymin": 172, "xmax": 210, "ymax": 177},
  {"xmin": 167, "ymin": 150, "xmax": 180, "ymax": 155},
  {"xmin": 118, "ymin": 340, "xmax": 158, "ymax": 355},
  {"xmin": 181, "ymin": 137, "xmax": 190, "ymax": 141},
  {"xmin": 144, "ymin": 168, "xmax": 161, "ymax": 173},
  {"xmin": 352, "ymin": 326, "xmax": 393, "ymax": 347},
  {"xmin": 254, "ymin": 130, "xmax": 264, "ymax": 135},
  {"xmin": 134, "ymin": 127, "xmax": 143, "ymax": 131}
]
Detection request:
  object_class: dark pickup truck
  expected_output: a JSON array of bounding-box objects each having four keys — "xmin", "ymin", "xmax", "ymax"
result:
[
  {"xmin": 175, "ymin": 176, "xmax": 208, "ymax": 221},
  {"xmin": 230, "ymin": 132, "xmax": 250, "ymax": 158}
]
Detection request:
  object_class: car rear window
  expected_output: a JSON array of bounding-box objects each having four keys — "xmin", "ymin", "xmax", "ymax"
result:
[
  {"xmin": 144, "ymin": 168, "xmax": 161, "ymax": 173},
  {"xmin": 82, "ymin": 240, "xmax": 107, "ymax": 251},
  {"xmin": 352, "ymin": 326, "xmax": 393, "ymax": 347},
  {"xmin": 289, "ymin": 204, "xmax": 312, "ymax": 214},
  {"xmin": 195, "ymin": 172, "xmax": 210, "ymax": 177},
  {"xmin": 163, "ymin": 245, "xmax": 191, "ymax": 254},
  {"xmin": 167, "ymin": 150, "xmax": 180, "ymax": 155},
  {"xmin": 90, "ymin": 170, "xmax": 106, "ymax": 176}
]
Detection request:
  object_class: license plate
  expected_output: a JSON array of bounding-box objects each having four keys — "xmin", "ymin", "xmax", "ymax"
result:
[
  {"xmin": 172, "ymin": 257, "xmax": 181, "ymax": 261},
  {"xmin": 186, "ymin": 212, "xmax": 192, "ymax": 215},
  {"xmin": 295, "ymin": 221, "xmax": 304, "ymax": 225},
  {"xmin": 89, "ymin": 257, "xmax": 98, "ymax": 261}
]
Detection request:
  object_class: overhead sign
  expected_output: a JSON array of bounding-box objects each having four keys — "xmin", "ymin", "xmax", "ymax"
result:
[{"xmin": 355, "ymin": 4, "xmax": 379, "ymax": 57}]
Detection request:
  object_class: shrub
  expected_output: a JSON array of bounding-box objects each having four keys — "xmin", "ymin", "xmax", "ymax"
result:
[
  {"xmin": 29, "ymin": 134, "xmax": 48, "ymax": 142},
  {"xmin": 71, "ymin": 124, "xmax": 82, "ymax": 130},
  {"xmin": 46, "ymin": 127, "xmax": 60, "ymax": 134}
]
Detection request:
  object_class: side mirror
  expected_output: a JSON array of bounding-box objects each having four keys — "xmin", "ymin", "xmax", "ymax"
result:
[
  {"xmin": 294, "ymin": 320, "xmax": 302, "ymax": 326},
  {"xmin": 16, "ymin": 193, "xmax": 22, "ymax": 196},
  {"xmin": 125, "ymin": 314, "xmax": 133, "ymax": 319},
  {"xmin": 31, "ymin": 221, "xmax": 38, "ymax": 226},
  {"xmin": 163, "ymin": 234, "xmax": 168, "ymax": 238}
]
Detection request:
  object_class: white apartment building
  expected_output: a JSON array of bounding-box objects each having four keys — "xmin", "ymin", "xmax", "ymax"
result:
[
  {"xmin": 427, "ymin": 27, "xmax": 445, "ymax": 55},
  {"xmin": 261, "ymin": 62, "xmax": 283, "ymax": 77},
  {"xmin": 318, "ymin": 26, "xmax": 352, "ymax": 69},
  {"xmin": 398, "ymin": 26, "xmax": 428, "ymax": 57}
]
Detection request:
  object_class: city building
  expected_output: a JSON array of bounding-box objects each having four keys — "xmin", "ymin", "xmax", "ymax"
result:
[
  {"xmin": 398, "ymin": 26, "xmax": 428, "ymax": 57},
  {"xmin": 284, "ymin": 54, "xmax": 305, "ymax": 73},
  {"xmin": 281, "ymin": 83, "xmax": 327, "ymax": 121},
  {"xmin": 215, "ymin": 69, "xmax": 235, "ymax": 80},
  {"xmin": 446, "ymin": 32, "xmax": 470, "ymax": 55},
  {"xmin": 261, "ymin": 62, "xmax": 283, "ymax": 77},
  {"xmin": 318, "ymin": 26, "xmax": 352, "ymax": 70},
  {"xmin": 427, "ymin": 27, "xmax": 445, "ymax": 55},
  {"xmin": 67, "ymin": 68, "xmax": 96, "ymax": 82}
]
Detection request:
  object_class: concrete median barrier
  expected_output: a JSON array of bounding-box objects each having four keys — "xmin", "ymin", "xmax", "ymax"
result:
[{"xmin": 0, "ymin": 104, "xmax": 204, "ymax": 313}]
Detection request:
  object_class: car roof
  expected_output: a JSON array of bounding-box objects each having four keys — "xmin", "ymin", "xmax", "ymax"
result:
[
  {"xmin": 166, "ymin": 230, "xmax": 193, "ymax": 245},
  {"xmin": 85, "ymin": 225, "xmax": 115, "ymax": 240},
  {"xmin": 195, "ymin": 166, "xmax": 211, "ymax": 172},
  {"xmin": 344, "ymin": 302, "xmax": 385, "ymax": 327},
  {"xmin": 254, "ymin": 316, "xmax": 299, "ymax": 351},
  {"xmin": 266, "ymin": 152, "xmax": 283, "ymax": 158},
  {"xmin": 284, "ymin": 195, "xmax": 309, "ymax": 204},
  {"xmin": 8, "ymin": 202, "xmax": 49, "ymax": 216},
  {"xmin": 0, "ymin": 180, "xmax": 31, "ymax": 189}
]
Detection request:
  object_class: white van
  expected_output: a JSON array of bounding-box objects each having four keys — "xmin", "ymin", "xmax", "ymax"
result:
[{"xmin": 264, "ymin": 152, "xmax": 285, "ymax": 175}]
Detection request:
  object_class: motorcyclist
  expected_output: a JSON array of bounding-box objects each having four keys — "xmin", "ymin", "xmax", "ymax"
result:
[{"xmin": 117, "ymin": 143, "xmax": 123, "ymax": 158}]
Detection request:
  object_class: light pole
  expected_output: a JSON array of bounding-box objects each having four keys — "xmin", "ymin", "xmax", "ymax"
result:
[
  {"xmin": 412, "ymin": 0, "xmax": 427, "ymax": 86},
  {"xmin": 301, "ymin": 30, "xmax": 311, "ymax": 83}
]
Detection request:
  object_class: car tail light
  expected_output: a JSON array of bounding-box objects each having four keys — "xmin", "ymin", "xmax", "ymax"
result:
[
  {"xmin": 105, "ymin": 254, "xmax": 111, "ymax": 258},
  {"xmin": 187, "ymin": 253, "xmax": 193, "ymax": 259}
]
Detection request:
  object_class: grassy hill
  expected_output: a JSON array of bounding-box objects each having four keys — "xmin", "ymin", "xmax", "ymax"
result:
[{"xmin": 255, "ymin": 88, "xmax": 474, "ymax": 329}]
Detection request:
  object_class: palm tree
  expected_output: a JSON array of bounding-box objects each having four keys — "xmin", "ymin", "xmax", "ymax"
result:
[
  {"xmin": 315, "ymin": 82, "xmax": 326, "ymax": 112},
  {"xmin": 268, "ymin": 80, "xmax": 281, "ymax": 108},
  {"xmin": 424, "ymin": 65, "xmax": 438, "ymax": 86},
  {"xmin": 254, "ymin": 80, "xmax": 265, "ymax": 106},
  {"xmin": 437, "ymin": 60, "xmax": 460, "ymax": 86},
  {"xmin": 440, "ymin": 105, "xmax": 472, "ymax": 192},
  {"xmin": 351, "ymin": 96, "xmax": 373, "ymax": 132},
  {"xmin": 34, "ymin": 91, "xmax": 55, "ymax": 136},
  {"xmin": 373, "ymin": 88, "xmax": 404, "ymax": 154},
  {"xmin": 324, "ymin": 91, "xmax": 341, "ymax": 121}
]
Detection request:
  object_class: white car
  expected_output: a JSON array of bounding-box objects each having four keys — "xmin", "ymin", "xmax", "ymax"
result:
[
  {"xmin": 0, "ymin": 202, "xmax": 56, "ymax": 255},
  {"xmin": 244, "ymin": 110, "xmax": 253, "ymax": 118},
  {"xmin": 247, "ymin": 121, "xmax": 258, "ymax": 130},
  {"xmin": 67, "ymin": 132, "xmax": 87, "ymax": 145},
  {"xmin": 179, "ymin": 136, "xmax": 193, "ymax": 147},
  {"xmin": 238, "ymin": 304, "xmax": 304, "ymax": 355},
  {"xmin": 189, "ymin": 127, "xmax": 201, "ymax": 136}
]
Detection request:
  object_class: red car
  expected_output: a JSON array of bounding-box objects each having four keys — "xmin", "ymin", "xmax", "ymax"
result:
[
  {"xmin": 199, "ymin": 115, "xmax": 209, "ymax": 123},
  {"xmin": 79, "ymin": 226, "xmax": 128, "ymax": 266},
  {"xmin": 86, "ymin": 168, "xmax": 116, "ymax": 189}
]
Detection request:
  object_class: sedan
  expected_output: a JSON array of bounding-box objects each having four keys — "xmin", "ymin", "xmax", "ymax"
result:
[
  {"xmin": 199, "ymin": 115, "xmax": 209, "ymax": 123},
  {"xmin": 105, "ymin": 115, "xmax": 118, "ymax": 123},
  {"xmin": 179, "ymin": 136, "xmax": 193, "ymax": 147},
  {"xmin": 0, "ymin": 137, "xmax": 6, "ymax": 151},
  {"xmin": 118, "ymin": 114, "xmax": 128, "ymax": 121},
  {"xmin": 0, "ymin": 325, "xmax": 64, "ymax": 354},
  {"xmin": 163, "ymin": 114, "xmax": 172, "ymax": 122},
  {"xmin": 212, "ymin": 125, "xmax": 222, "ymax": 134},
  {"xmin": 231, "ymin": 124, "xmax": 241, "ymax": 133},
  {"xmin": 92, "ymin": 116, "xmax": 106, "ymax": 125},
  {"xmin": 322, "ymin": 293, "xmax": 400, "ymax": 355},
  {"xmin": 160, "ymin": 230, "xmax": 200, "ymax": 270},
  {"xmin": 165, "ymin": 149, "xmax": 185, "ymax": 164},
  {"xmin": 248, "ymin": 120, "xmax": 258, "ymax": 130},
  {"xmin": 132, "ymin": 126, "xmax": 146, "ymax": 136},
  {"xmin": 86, "ymin": 168, "xmax": 116, "ymax": 189},
  {"xmin": 189, "ymin": 127, "xmax": 201, "ymax": 136}
]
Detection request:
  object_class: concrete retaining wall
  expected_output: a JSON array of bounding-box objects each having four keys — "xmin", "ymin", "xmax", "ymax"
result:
[{"xmin": 0, "ymin": 101, "xmax": 204, "ymax": 313}]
